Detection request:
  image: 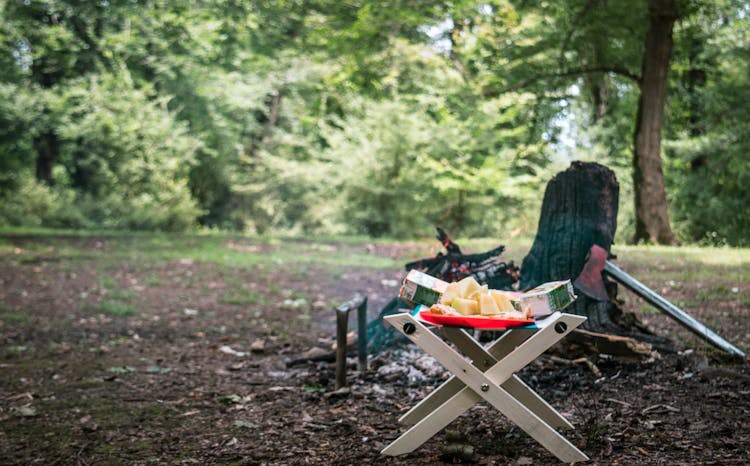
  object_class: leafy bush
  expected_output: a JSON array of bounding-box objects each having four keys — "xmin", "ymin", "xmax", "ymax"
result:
[
  {"xmin": 321, "ymin": 95, "xmax": 542, "ymax": 238},
  {"xmin": 0, "ymin": 176, "xmax": 76, "ymax": 227},
  {"xmin": 0, "ymin": 84, "xmax": 35, "ymax": 196}
]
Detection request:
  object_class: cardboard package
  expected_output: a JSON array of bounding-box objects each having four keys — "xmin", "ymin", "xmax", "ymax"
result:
[
  {"xmin": 517, "ymin": 280, "xmax": 576, "ymax": 317},
  {"xmin": 399, "ymin": 270, "xmax": 449, "ymax": 307}
]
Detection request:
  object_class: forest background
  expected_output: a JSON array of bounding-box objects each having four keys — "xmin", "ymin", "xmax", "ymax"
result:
[{"xmin": 1, "ymin": 0, "xmax": 748, "ymax": 246}]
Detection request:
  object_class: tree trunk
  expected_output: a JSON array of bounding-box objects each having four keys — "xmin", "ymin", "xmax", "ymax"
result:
[
  {"xmin": 590, "ymin": 73, "xmax": 609, "ymax": 122},
  {"xmin": 632, "ymin": 0, "xmax": 678, "ymax": 245},
  {"xmin": 521, "ymin": 161, "xmax": 623, "ymax": 332},
  {"xmin": 33, "ymin": 130, "xmax": 59, "ymax": 186}
]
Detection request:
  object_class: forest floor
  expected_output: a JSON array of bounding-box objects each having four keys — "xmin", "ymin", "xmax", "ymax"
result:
[{"xmin": 0, "ymin": 232, "xmax": 748, "ymax": 465}]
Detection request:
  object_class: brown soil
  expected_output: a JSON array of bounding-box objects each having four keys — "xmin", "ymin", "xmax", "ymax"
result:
[{"xmin": 0, "ymin": 235, "xmax": 748, "ymax": 465}]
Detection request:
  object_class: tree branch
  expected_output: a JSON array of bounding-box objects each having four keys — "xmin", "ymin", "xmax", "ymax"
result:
[{"xmin": 484, "ymin": 66, "xmax": 641, "ymax": 97}]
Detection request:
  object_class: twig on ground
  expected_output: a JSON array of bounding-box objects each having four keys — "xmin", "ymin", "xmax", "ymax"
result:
[{"xmin": 548, "ymin": 355, "xmax": 602, "ymax": 378}]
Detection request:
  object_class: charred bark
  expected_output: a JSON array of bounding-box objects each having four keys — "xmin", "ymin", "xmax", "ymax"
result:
[
  {"xmin": 520, "ymin": 161, "xmax": 623, "ymax": 332},
  {"xmin": 521, "ymin": 162, "xmax": 672, "ymax": 353}
]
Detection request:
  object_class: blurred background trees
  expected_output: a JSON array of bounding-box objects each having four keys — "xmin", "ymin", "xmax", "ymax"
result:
[{"xmin": 0, "ymin": 0, "xmax": 747, "ymax": 245}]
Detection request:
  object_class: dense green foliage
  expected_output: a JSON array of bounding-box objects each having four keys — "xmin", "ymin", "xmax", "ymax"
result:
[{"xmin": 0, "ymin": 0, "xmax": 748, "ymax": 244}]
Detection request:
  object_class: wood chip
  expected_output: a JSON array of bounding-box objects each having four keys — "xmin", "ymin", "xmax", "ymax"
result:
[
  {"xmin": 642, "ymin": 404, "xmax": 680, "ymax": 414},
  {"xmin": 606, "ymin": 398, "xmax": 632, "ymax": 408}
]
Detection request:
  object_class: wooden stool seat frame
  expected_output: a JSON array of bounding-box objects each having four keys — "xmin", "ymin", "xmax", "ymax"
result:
[{"xmin": 381, "ymin": 311, "xmax": 589, "ymax": 463}]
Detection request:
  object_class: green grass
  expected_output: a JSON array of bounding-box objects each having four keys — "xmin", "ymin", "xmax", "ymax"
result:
[
  {"xmin": 613, "ymin": 244, "xmax": 750, "ymax": 268},
  {"xmin": 695, "ymin": 285, "xmax": 733, "ymax": 302},
  {"xmin": 0, "ymin": 302, "xmax": 30, "ymax": 324},
  {"xmin": 98, "ymin": 300, "xmax": 135, "ymax": 316},
  {"xmin": 3, "ymin": 228, "xmax": 750, "ymax": 282},
  {"xmin": 1, "ymin": 311, "xmax": 30, "ymax": 324},
  {"xmin": 99, "ymin": 274, "xmax": 117, "ymax": 290},
  {"xmin": 107, "ymin": 289, "xmax": 135, "ymax": 300},
  {"xmin": 219, "ymin": 289, "xmax": 269, "ymax": 306},
  {"xmin": 145, "ymin": 273, "xmax": 161, "ymax": 286},
  {"xmin": 0, "ymin": 228, "xmax": 403, "ymax": 269}
]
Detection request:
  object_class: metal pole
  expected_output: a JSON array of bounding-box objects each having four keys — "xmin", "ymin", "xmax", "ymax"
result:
[
  {"xmin": 357, "ymin": 296, "xmax": 368, "ymax": 371},
  {"xmin": 604, "ymin": 261, "xmax": 746, "ymax": 358},
  {"xmin": 335, "ymin": 308, "xmax": 349, "ymax": 389}
]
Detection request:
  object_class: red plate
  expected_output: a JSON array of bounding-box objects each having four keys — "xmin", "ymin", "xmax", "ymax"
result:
[{"xmin": 418, "ymin": 311, "xmax": 535, "ymax": 329}]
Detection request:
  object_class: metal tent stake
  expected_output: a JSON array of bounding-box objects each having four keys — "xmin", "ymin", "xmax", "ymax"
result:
[
  {"xmin": 604, "ymin": 261, "xmax": 746, "ymax": 358},
  {"xmin": 335, "ymin": 296, "xmax": 368, "ymax": 389}
]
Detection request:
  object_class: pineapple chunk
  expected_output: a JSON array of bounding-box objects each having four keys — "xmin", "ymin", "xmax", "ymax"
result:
[
  {"xmin": 439, "ymin": 282, "xmax": 461, "ymax": 305},
  {"xmin": 456, "ymin": 276, "xmax": 481, "ymax": 299},
  {"xmin": 479, "ymin": 293, "xmax": 501, "ymax": 316},
  {"xmin": 490, "ymin": 290, "xmax": 517, "ymax": 313},
  {"xmin": 451, "ymin": 297, "xmax": 479, "ymax": 315}
]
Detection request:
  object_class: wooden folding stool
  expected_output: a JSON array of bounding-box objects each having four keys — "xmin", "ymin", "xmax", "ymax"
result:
[{"xmin": 381, "ymin": 311, "xmax": 589, "ymax": 463}]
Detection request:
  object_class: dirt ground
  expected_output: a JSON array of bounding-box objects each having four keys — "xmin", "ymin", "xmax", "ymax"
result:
[{"xmin": 1, "ymin": 234, "xmax": 748, "ymax": 465}]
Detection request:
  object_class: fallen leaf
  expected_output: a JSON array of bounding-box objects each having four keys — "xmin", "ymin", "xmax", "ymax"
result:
[
  {"xmin": 218, "ymin": 345, "xmax": 247, "ymax": 357},
  {"xmin": 79, "ymin": 415, "xmax": 98, "ymax": 432},
  {"xmin": 233, "ymin": 420, "xmax": 257, "ymax": 429},
  {"xmin": 15, "ymin": 404, "xmax": 37, "ymax": 417},
  {"xmin": 324, "ymin": 386, "xmax": 350, "ymax": 398},
  {"xmin": 268, "ymin": 386, "xmax": 296, "ymax": 392},
  {"xmin": 146, "ymin": 366, "xmax": 172, "ymax": 374},
  {"xmin": 250, "ymin": 339, "xmax": 265, "ymax": 353},
  {"xmin": 107, "ymin": 366, "xmax": 135, "ymax": 374},
  {"xmin": 218, "ymin": 394, "xmax": 243, "ymax": 405}
]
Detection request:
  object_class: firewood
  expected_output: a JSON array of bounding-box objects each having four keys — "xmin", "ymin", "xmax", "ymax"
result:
[{"xmin": 568, "ymin": 328, "xmax": 654, "ymax": 359}]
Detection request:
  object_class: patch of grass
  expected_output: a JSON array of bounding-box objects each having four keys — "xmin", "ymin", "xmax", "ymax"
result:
[
  {"xmin": 145, "ymin": 273, "xmax": 161, "ymax": 286},
  {"xmin": 99, "ymin": 300, "xmax": 135, "ymax": 316},
  {"xmin": 107, "ymin": 289, "xmax": 135, "ymax": 300},
  {"xmin": 99, "ymin": 274, "xmax": 117, "ymax": 290},
  {"xmin": 219, "ymin": 289, "xmax": 269, "ymax": 306},
  {"xmin": 0, "ymin": 237, "xmax": 14, "ymax": 255},
  {"xmin": 1, "ymin": 311, "xmax": 30, "ymax": 324},
  {"xmin": 94, "ymin": 445, "xmax": 117, "ymax": 454},
  {"xmin": 695, "ymin": 285, "xmax": 732, "ymax": 302},
  {"xmin": 66, "ymin": 377, "xmax": 107, "ymax": 390},
  {"xmin": 0, "ymin": 302, "xmax": 30, "ymax": 324},
  {"xmin": 639, "ymin": 304, "xmax": 660, "ymax": 315},
  {"xmin": 288, "ymin": 289, "xmax": 309, "ymax": 300},
  {"xmin": 0, "ymin": 229, "xmax": 406, "ymax": 269}
]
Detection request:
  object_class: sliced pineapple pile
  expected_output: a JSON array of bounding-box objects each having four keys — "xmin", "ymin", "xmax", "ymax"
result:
[{"xmin": 429, "ymin": 276, "xmax": 530, "ymax": 320}]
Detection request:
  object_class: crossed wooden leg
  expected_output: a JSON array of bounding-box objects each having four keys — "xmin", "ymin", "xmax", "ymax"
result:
[{"xmin": 381, "ymin": 312, "xmax": 588, "ymax": 463}]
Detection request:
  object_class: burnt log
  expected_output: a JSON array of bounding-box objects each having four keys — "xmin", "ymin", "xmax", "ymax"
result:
[{"xmin": 520, "ymin": 162, "xmax": 630, "ymax": 334}]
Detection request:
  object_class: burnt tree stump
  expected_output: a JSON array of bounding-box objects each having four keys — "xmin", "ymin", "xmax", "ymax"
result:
[{"xmin": 520, "ymin": 161, "xmax": 626, "ymax": 333}]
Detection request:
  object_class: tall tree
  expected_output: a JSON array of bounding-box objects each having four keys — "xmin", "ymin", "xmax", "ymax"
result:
[{"xmin": 632, "ymin": 0, "xmax": 678, "ymax": 244}]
